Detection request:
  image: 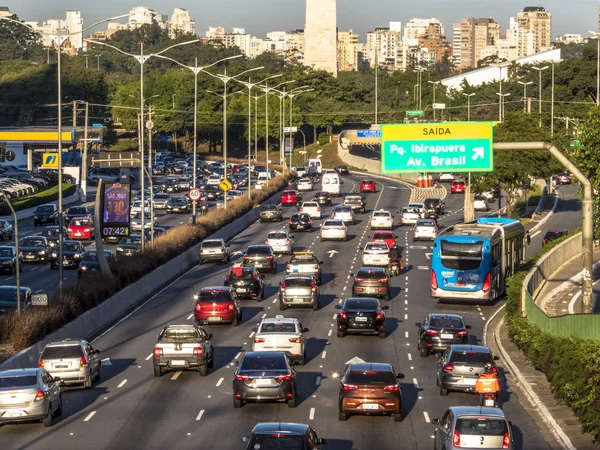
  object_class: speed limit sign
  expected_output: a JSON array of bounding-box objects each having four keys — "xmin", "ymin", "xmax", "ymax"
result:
[{"xmin": 188, "ymin": 188, "xmax": 201, "ymax": 202}]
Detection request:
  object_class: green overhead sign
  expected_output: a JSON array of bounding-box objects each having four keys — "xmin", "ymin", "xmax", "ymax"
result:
[{"xmin": 381, "ymin": 122, "xmax": 494, "ymax": 174}]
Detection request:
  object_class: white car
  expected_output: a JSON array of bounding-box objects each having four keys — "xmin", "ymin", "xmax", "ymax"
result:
[
  {"xmin": 252, "ymin": 316, "xmax": 308, "ymax": 364},
  {"xmin": 413, "ymin": 218, "xmax": 438, "ymax": 241},
  {"xmin": 320, "ymin": 219, "xmax": 347, "ymax": 241},
  {"xmin": 439, "ymin": 173, "xmax": 455, "ymax": 183},
  {"xmin": 370, "ymin": 210, "xmax": 394, "ymax": 230},
  {"xmin": 407, "ymin": 202, "xmax": 426, "ymax": 217},
  {"xmin": 332, "ymin": 204, "xmax": 355, "ymax": 225},
  {"xmin": 400, "ymin": 207, "xmax": 421, "ymax": 225},
  {"xmin": 206, "ymin": 174, "xmax": 221, "ymax": 186},
  {"xmin": 299, "ymin": 201, "xmax": 321, "ymax": 219},
  {"xmin": 265, "ymin": 230, "xmax": 294, "ymax": 255},
  {"xmin": 482, "ymin": 191, "xmax": 496, "ymax": 202},
  {"xmin": 226, "ymin": 190, "xmax": 244, "ymax": 201},
  {"xmin": 130, "ymin": 200, "xmax": 151, "ymax": 218},
  {"xmin": 362, "ymin": 241, "xmax": 391, "ymax": 267},
  {"xmin": 297, "ymin": 178, "xmax": 313, "ymax": 191},
  {"xmin": 474, "ymin": 196, "xmax": 490, "ymax": 211},
  {"xmin": 130, "ymin": 213, "xmax": 157, "ymax": 231},
  {"xmin": 296, "ymin": 167, "xmax": 307, "ymax": 178}
]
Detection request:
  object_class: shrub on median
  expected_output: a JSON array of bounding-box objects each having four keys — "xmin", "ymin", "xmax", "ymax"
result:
[{"xmin": 0, "ymin": 174, "xmax": 293, "ymax": 360}]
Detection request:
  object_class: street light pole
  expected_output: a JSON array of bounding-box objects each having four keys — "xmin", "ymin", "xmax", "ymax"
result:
[
  {"xmin": 591, "ymin": 32, "xmax": 600, "ymax": 106},
  {"xmin": 517, "ymin": 81, "xmax": 533, "ymax": 112},
  {"xmin": 96, "ymin": 54, "xmax": 101, "ymax": 70},
  {"xmin": 531, "ymin": 65, "xmax": 548, "ymax": 127},
  {"xmin": 496, "ymin": 93, "xmax": 511, "ymax": 122},
  {"xmin": 428, "ymin": 81, "xmax": 440, "ymax": 121},
  {"xmin": 462, "ymin": 93, "xmax": 475, "ymax": 121},
  {"xmin": 1, "ymin": 189, "xmax": 20, "ymax": 315}
]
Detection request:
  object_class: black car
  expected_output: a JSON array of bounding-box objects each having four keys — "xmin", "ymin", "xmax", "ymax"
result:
[
  {"xmin": 416, "ymin": 314, "xmax": 470, "ymax": 357},
  {"xmin": 351, "ymin": 267, "xmax": 390, "ymax": 301},
  {"xmin": 33, "ymin": 204, "xmax": 59, "ymax": 226},
  {"xmin": 335, "ymin": 297, "xmax": 389, "ymax": 339},
  {"xmin": 161, "ymin": 177, "xmax": 180, "ymax": 193},
  {"xmin": 259, "ymin": 205, "xmax": 282, "ymax": 222},
  {"xmin": 116, "ymin": 235, "xmax": 142, "ymax": 256},
  {"xmin": 542, "ymin": 229, "xmax": 568, "ymax": 246},
  {"xmin": 203, "ymin": 185, "xmax": 222, "ymax": 201},
  {"xmin": 0, "ymin": 246, "xmax": 21, "ymax": 274},
  {"xmin": 0, "ymin": 286, "xmax": 32, "ymax": 315},
  {"xmin": 423, "ymin": 198, "xmax": 445, "ymax": 218},
  {"xmin": 243, "ymin": 423, "xmax": 327, "ymax": 450},
  {"xmin": 20, "ymin": 236, "xmax": 50, "ymax": 262},
  {"xmin": 78, "ymin": 249, "xmax": 115, "ymax": 278},
  {"xmin": 166, "ymin": 197, "xmax": 191, "ymax": 214},
  {"xmin": 312, "ymin": 191, "xmax": 332, "ymax": 206},
  {"xmin": 242, "ymin": 245, "xmax": 277, "ymax": 274},
  {"xmin": 233, "ymin": 351, "xmax": 297, "ymax": 408},
  {"xmin": 288, "ymin": 213, "xmax": 312, "ymax": 232},
  {"xmin": 49, "ymin": 240, "xmax": 85, "ymax": 269},
  {"xmin": 38, "ymin": 226, "xmax": 68, "ymax": 250},
  {"xmin": 0, "ymin": 220, "xmax": 14, "ymax": 241},
  {"xmin": 224, "ymin": 265, "xmax": 264, "ymax": 300},
  {"xmin": 64, "ymin": 206, "xmax": 92, "ymax": 224},
  {"xmin": 335, "ymin": 165, "xmax": 349, "ymax": 176},
  {"xmin": 436, "ymin": 345, "xmax": 499, "ymax": 396}
]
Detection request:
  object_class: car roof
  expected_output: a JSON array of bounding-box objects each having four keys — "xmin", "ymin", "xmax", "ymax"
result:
[
  {"xmin": 284, "ymin": 274, "xmax": 314, "ymax": 280},
  {"xmin": 347, "ymin": 362, "xmax": 393, "ymax": 372},
  {"xmin": 449, "ymin": 344, "xmax": 491, "ymax": 353},
  {"xmin": 46, "ymin": 339, "xmax": 82, "ymax": 347},
  {"xmin": 260, "ymin": 317, "xmax": 299, "ymax": 325},
  {"xmin": 252, "ymin": 422, "xmax": 309, "ymax": 434},
  {"xmin": 200, "ymin": 286, "xmax": 233, "ymax": 291},
  {"xmin": 0, "ymin": 368, "xmax": 39, "ymax": 377},
  {"xmin": 163, "ymin": 324, "xmax": 196, "ymax": 330},
  {"xmin": 202, "ymin": 239, "xmax": 224, "ymax": 243},
  {"xmin": 449, "ymin": 406, "xmax": 507, "ymax": 418},
  {"xmin": 429, "ymin": 313, "xmax": 463, "ymax": 320}
]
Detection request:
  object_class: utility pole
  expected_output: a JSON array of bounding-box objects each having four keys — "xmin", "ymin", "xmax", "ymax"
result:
[{"xmin": 81, "ymin": 101, "xmax": 89, "ymax": 202}]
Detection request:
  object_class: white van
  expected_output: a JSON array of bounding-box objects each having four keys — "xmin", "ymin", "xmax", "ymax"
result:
[
  {"xmin": 321, "ymin": 172, "xmax": 341, "ymax": 196},
  {"xmin": 307, "ymin": 158, "xmax": 322, "ymax": 174}
]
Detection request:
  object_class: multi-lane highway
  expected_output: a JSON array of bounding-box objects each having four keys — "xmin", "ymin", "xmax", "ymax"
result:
[{"xmin": 0, "ymin": 174, "xmax": 568, "ymax": 449}]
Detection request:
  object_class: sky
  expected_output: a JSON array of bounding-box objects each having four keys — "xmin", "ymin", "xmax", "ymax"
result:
[{"xmin": 7, "ymin": 0, "xmax": 600, "ymax": 39}]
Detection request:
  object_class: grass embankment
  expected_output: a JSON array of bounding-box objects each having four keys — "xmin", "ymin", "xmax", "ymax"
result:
[
  {"xmin": 510, "ymin": 184, "xmax": 541, "ymax": 225},
  {"xmin": 0, "ymin": 184, "xmax": 77, "ymax": 216},
  {"xmin": 0, "ymin": 174, "xmax": 293, "ymax": 362}
]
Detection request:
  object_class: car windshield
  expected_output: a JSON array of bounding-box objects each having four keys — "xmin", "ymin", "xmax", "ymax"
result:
[
  {"xmin": 417, "ymin": 220, "xmax": 436, "ymax": 227},
  {"xmin": 259, "ymin": 322, "xmax": 297, "ymax": 333},
  {"xmin": 346, "ymin": 371, "xmax": 396, "ymax": 385},
  {"xmin": 284, "ymin": 277, "xmax": 312, "ymax": 287},
  {"xmin": 293, "ymin": 214, "xmax": 310, "ymax": 221},
  {"xmin": 324, "ymin": 220, "xmax": 344, "ymax": 227},
  {"xmin": 346, "ymin": 196, "xmax": 361, "ymax": 202},
  {"xmin": 450, "ymin": 352, "xmax": 492, "ymax": 365},
  {"xmin": 373, "ymin": 233, "xmax": 393, "ymax": 240},
  {"xmin": 246, "ymin": 246, "xmax": 271, "ymax": 255},
  {"xmin": 366, "ymin": 243, "xmax": 388, "ymax": 251},
  {"xmin": 291, "ymin": 254, "xmax": 318, "ymax": 263},
  {"xmin": 373, "ymin": 212, "xmax": 389, "ymax": 217},
  {"xmin": 229, "ymin": 269, "xmax": 255, "ymax": 280},
  {"xmin": 71, "ymin": 219, "xmax": 90, "ymax": 227},
  {"xmin": 455, "ymin": 418, "xmax": 508, "ymax": 436},
  {"xmin": 303, "ymin": 202, "xmax": 318, "ymax": 208},
  {"xmin": 63, "ymin": 243, "xmax": 80, "ymax": 252},
  {"xmin": 68, "ymin": 207, "xmax": 87, "ymax": 214},
  {"xmin": 0, "ymin": 376, "xmax": 38, "ymax": 388},
  {"xmin": 335, "ymin": 206, "xmax": 351, "ymax": 212},
  {"xmin": 162, "ymin": 328, "xmax": 200, "ymax": 340},
  {"xmin": 268, "ymin": 232, "xmax": 288, "ymax": 240},
  {"xmin": 41, "ymin": 345, "xmax": 82, "ymax": 359},
  {"xmin": 425, "ymin": 199, "xmax": 440, "ymax": 206},
  {"xmin": 345, "ymin": 298, "xmax": 378, "ymax": 310},
  {"xmin": 440, "ymin": 241, "xmax": 483, "ymax": 271},
  {"xmin": 198, "ymin": 290, "xmax": 231, "ymax": 303},
  {"xmin": 121, "ymin": 237, "xmax": 141, "ymax": 245},
  {"xmin": 36, "ymin": 206, "xmax": 54, "ymax": 213},
  {"xmin": 250, "ymin": 435, "xmax": 304, "ymax": 448},
  {"xmin": 40, "ymin": 229, "xmax": 59, "ymax": 236},
  {"xmin": 240, "ymin": 354, "xmax": 286, "ymax": 371},
  {"xmin": 430, "ymin": 317, "xmax": 463, "ymax": 328},
  {"xmin": 23, "ymin": 238, "xmax": 45, "ymax": 247},
  {"xmin": 0, "ymin": 248, "xmax": 13, "ymax": 257},
  {"xmin": 402, "ymin": 207, "xmax": 420, "ymax": 214},
  {"xmin": 83, "ymin": 251, "xmax": 112, "ymax": 262},
  {"xmin": 202, "ymin": 241, "xmax": 223, "ymax": 248},
  {"xmin": 262, "ymin": 205, "xmax": 278, "ymax": 211}
]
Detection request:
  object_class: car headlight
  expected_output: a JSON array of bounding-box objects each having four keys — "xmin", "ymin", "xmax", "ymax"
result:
[
  {"xmin": 2, "ymin": 260, "xmax": 10, "ymax": 265},
  {"xmin": 34, "ymin": 215, "xmax": 38, "ymax": 219},
  {"xmin": 81, "ymin": 266, "xmax": 87, "ymax": 271},
  {"xmin": 51, "ymin": 252, "xmax": 57, "ymax": 258},
  {"xmin": 74, "ymin": 253, "xmax": 81, "ymax": 259},
  {"xmin": 39, "ymin": 251, "xmax": 46, "ymax": 255},
  {"xmin": 117, "ymin": 248, "xmax": 123, "ymax": 252}
]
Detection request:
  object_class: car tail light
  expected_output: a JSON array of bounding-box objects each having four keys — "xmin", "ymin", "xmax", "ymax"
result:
[
  {"xmin": 431, "ymin": 271, "xmax": 438, "ymax": 290},
  {"xmin": 384, "ymin": 385, "xmax": 399, "ymax": 391},
  {"xmin": 311, "ymin": 281, "xmax": 316, "ymax": 292},
  {"xmin": 434, "ymin": 228, "xmax": 438, "ymax": 233},
  {"xmin": 243, "ymin": 257, "xmax": 251, "ymax": 261},
  {"xmin": 200, "ymin": 249, "xmax": 205, "ymax": 253},
  {"xmin": 502, "ymin": 432, "xmax": 510, "ymax": 448},
  {"xmin": 254, "ymin": 338, "xmax": 265, "ymax": 343},
  {"xmin": 289, "ymin": 221, "xmax": 293, "ymax": 226},
  {"xmin": 332, "ymin": 212, "xmax": 336, "ymax": 217},
  {"xmin": 413, "ymin": 227, "xmax": 417, "ymax": 232},
  {"xmin": 265, "ymin": 256, "xmax": 273, "ymax": 261},
  {"xmin": 354, "ymin": 278, "xmax": 363, "ymax": 283},
  {"xmin": 37, "ymin": 359, "xmax": 43, "ymax": 368},
  {"xmin": 226, "ymin": 273, "xmax": 231, "ymax": 280},
  {"xmin": 453, "ymin": 431, "xmax": 461, "ymax": 447},
  {"xmin": 299, "ymin": 207, "xmax": 303, "ymax": 211},
  {"xmin": 426, "ymin": 329, "xmax": 439, "ymax": 336},
  {"xmin": 343, "ymin": 384, "xmax": 358, "ymax": 391},
  {"xmin": 482, "ymin": 273, "xmax": 491, "ymax": 293},
  {"xmin": 339, "ymin": 312, "xmax": 347, "ymax": 320},
  {"xmin": 193, "ymin": 347, "xmax": 203, "ymax": 357},
  {"xmin": 444, "ymin": 363, "xmax": 454, "ymax": 372},
  {"xmin": 220, "ymin": 247, "xmax": 225, "ymax": 252},
  {"xmin": 265, "ymin": 240, "xmax": 269, "ymax": 244},
  {"xmin": 338, "ymin": 227, "xmax": 345, "ymax": 230},
  {"xmin": 80, "ymin": 355, "xmax": 88, "ymax": 367},
  {"xmin": 280, "ymin": 281, "xmax": 286, "ymax": 292},
  {"xmin": 228, "ymin": 304, "xmax": 235, "ymax": 311},
  {"xmin": 378, "ymin": 278, "xmax": 388, "ymax": 283},
  {"xmin": 236, "ymin": 375, "xmax": 252, "ymax": 381},
  {"xmin": 285, "ymin": 239, "xmax": 290, "ymax": 244},
  {"xmin": 376, "ymin": 312, "xmax": 384, "ymax": 320},
  {"xmin": 492, "ymin": 366, "xmax": 498, "ymax": 374},
  {"xmin": 286, "ymin": 265, "xmax": 291, "ymax": 272},
  {"xmin": 84, "ymin": 228, "xmax": 90, "ymax": 232},
  {"xmin": 34, "ymin": 391, "xmax": 46, "ymax": 402},
  {"xmin": 307, "ymin": 220, "xmax": 312, "ymax": 225},
  {"xmin": 289, "ymin": 337, "xmax": 302, "ymax": 343},
  {"xmin": 457, "ymin": 331, "xmax": 468, "ymax": 338},
  {"xmin": 252, "ymin": 273, "xmax": 258, "ymax": 280},
  {"xmin": 317, "ymin": 207, "xmax": 321, "ymax": 211},
  {"xmin": 275, "ymin": 374, "xmax": 292, "ymax": 381},
  {"xmin": 153, "ymin": 347, "xmax": 163, "ymax": 358},
  {"xmin": 195, "ymin": 302, "xmax": 202, "ymax": 311}
]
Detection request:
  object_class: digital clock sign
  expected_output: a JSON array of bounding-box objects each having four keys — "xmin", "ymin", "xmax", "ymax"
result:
[{"xmin": 101, "ymin": 182, "xmax": 131, "ymax": 238}]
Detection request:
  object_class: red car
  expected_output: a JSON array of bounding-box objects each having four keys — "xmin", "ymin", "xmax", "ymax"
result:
[
  {"xmin": 360, "ymin": 180, "xmax": 377, "ymax": 193},
  {"xmin": 451, "ymin": 181, "xmax": 465, "ymax": 194},
  {"xmin": 281, "ymin": 190, "xmax": 301, "ymax": 206},
  {"xmin": 194, "ymin": 286, "xmax": 242, "ymax": 326},
  {"xmin": 370, "ymin": 231, "xmax": 398, "ymax": 249},
  {"xmin": 67, "ymin": 217, "xmax": 95, "ymax": 240}
]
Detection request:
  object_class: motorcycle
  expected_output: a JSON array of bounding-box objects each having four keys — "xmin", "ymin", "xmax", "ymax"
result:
[{"xmin": 479, "ymin": 392, "xmax": 498, "ymax": 408}]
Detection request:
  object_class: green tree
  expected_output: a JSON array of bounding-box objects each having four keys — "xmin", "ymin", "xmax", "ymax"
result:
[{"xmin": 0, "ymin": 14, "xmax": 42, "ymax": 61}]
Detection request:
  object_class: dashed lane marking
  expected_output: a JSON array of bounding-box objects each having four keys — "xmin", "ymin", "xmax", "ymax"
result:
[
  {"xmin": 405, "ymin": 331, "xmax": 409, "ymax": 338},
  {"xmin": 196, "ymin": 409, "xmax": 205, "ymax": 421},
  {"xmin": 328, "ymin": 330, "xmax": 333, "ymax": 337},
  {"xmin": 145, "ymin": 354, "xmax": 153, "ymax": 361},
  {"xmin": 234, "ymin": 352, "xmax": 242, "ymax": 360},
  {"xmin": 272, "ymin": 298, "xmax": 277, "ymax": 304},
  {"xmin": 413, "ymin": 378, "xmax": 419, "ymax": 389},
  {"xmin": 249, "ymin": 331, "xmax": 255, "ymax": 338},
  {"xmin": 321, "ymin": 351, "xmax": 327, "ymax": 359},
  {"xmin": 423, "ymin": 411, "xmax": 431, "ymax": 423},
  {"xmin": 216, "ymin": 377, "xmax": 224, "ymax": 387},
  {"xmin": 332, "ymin": 314, "xmax": 338, "ymax": 320},
  {"xmin": 187, "ymin": 314, "xmax": 194, "ymax": 320},
  {"xmin": 261, "ymin": 313, "xmax": 267, "ymax": 319},
  {"xmin": 404, "ymin": 314, "xmax": 408, "ymax": 320},
  {"xmin": 117, "ymin": 379, "xmax": 127, "ymax": 388},
  {"xmin": 309, "ymin": 407, "xmax": 315, "ymax": 420},
  {"xmin": 83, "ymin": 411, "xmax": 97, "ymax": 422},
  {"xmin": 171, "ymin": 371, "xmax": 182, "ymax": 381},
  {"xmin": 408, "ymin": 353, "xmax": 412, "ymax": 361}
]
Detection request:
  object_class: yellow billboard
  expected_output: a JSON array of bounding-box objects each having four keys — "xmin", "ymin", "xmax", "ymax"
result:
[{"xmin": 42, "ymin": 153, "xmax": 59, "ymax": 168}]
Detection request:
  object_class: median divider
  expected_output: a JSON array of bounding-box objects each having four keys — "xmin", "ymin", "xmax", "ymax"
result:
[{"xmin": 0, "ymin": 176, "xmax": 292, "ymax": 370}]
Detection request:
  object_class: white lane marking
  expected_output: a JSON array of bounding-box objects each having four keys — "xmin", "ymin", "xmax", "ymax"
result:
[
  {"xmin": 83, "ymin": 411, "xmax": 97, "ymax": 422},
  {"xmin": 531, "ymin": 230, "xmax": 542, "ymax": 238},
  {"xmin": 328, "ymin": 330, "xmax": 333, "ymax": 337},
  {"xmin": 413, "ymin": 378, "xmax": 419, "ymax": 389},
  {"xmin": 418, "ymin": 266, "xmax": 429, "ymax": 270},
  {"xmin": 196, "ymin": 409, "xmax": 205, "ymax": 421},
  {"xmin": 404, "ymin": 314, "xmax": 408, "ymax": 320},
  {"xmin": 309, "ymin": 407, "xmax": 315, "ymax": 420},
  {"xmin": 145, "ymin": 354, "xmax": 153, "ymax": 361},
  {"xmin": 405, "ymin": 288, "xmax": 408, "ymax": 292},
  {"xmin": 408, "ymin": 353, "xmax": 412, "ymax": 361},
  {"xmin": 316, "ymin": 376, "xmax": 321, "ymax": 386},
  {"xmin": 321, "ymin": 351, "xmax": 327, "ymax": 359},
  {"xmin": 342, "ymin": 286, "xmax": 347, "ymax": 291},
  {"xmin": 481, "ymin": 316, "xmax": 486, "ymax": 321},
  {"xmin": 404, "ymin": 299, "xmax": 408, "ymax": 305},
  {"xmin": 187, "ymin": 314, "xmax": 193, "ymax": 320},
  {"xmin": 261, "ymin": 313, "xmax": 267, "ymax": 319},
  {"xmin": 423, "ymin": 411, "xmax": 431, "ymax": 423},
  {"xmin": 332, "ymin": 314, "xmax": 337, "ymax": 320},
  {"xmin": 272, "ymin": 298, "xmax": 277, "ymax": 304},
  {"xmin": 405, "ymin": 331, "xmax": 409, "ymax": 338},
  {"xmin": 425, "ymin": 253, "xmax": 432, "ymax": 260},
  {"xmin": 117, "ymin": 379, "xmax": 127, "ymax": 388},
  {"xmin": 249, "ymin": 331, "xmax": 255, "ymax": 338},
  {"xmin": 216, "ymin": 377, "xmax": 224, "ymax": 387},
  {"xmin": 171, "ymin": 371, "xmax": 182, "ymax": 380},
  {"xmin": 234, "ymin": 352, "xmax": 242, "ymax": 360}
]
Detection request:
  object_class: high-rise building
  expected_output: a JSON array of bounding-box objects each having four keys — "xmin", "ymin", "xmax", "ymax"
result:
[
  {"xmin": 65, "ymin": 11, "xmax": 83, "ymax": 51},
  {"xmin": 128, "ymin": 6, "xmax": 166, "ymax": 30},
  {"xmin": 24, "ymin": 11, "xmax": 84, "ymax": 55},
  {"xmin": 168, "ymin": 8, "xmax": 195, "ymax": 38},
  {"xmin": 517, "ymin": 6, "xmax": 552, "ymax": 52},
  {"xmin": 454, "ymin": 18, "xmax": 500, "ymax": 70},
  {"xmin": 304, "ymin": 0, "xmax": 337, "ymax": 76},
  {"xmin": 365, "ymin": 24, "xmax": 401, "ymax": 69},
  {"xmin": 0, "ymin": 6, "xmax": 11, "ymax": 17},
  {"xmin": 337, "ymin": 29, "xmax": 359, "ymax": 71},
  {"xmin": 403, "ymin": 18, "xmax": 444, "ymax": 41},
  {"xmin": 418, "ymin": 25, "xmax": 450, "ymax": 65}
]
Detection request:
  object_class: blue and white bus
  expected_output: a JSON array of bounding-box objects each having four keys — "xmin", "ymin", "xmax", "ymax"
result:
[{"xmin": 431, "ymin": 218, "xmax": 526, "ymax": 302}]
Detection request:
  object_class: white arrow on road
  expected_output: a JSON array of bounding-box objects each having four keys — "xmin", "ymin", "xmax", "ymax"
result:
[
  {"xmin": 425, "ymin": 253, "xmax": 432, "ymax": 260},
  {"xmin": 101, "ymin": 358, "xmax": 112, "ymax": 366},
  {"xmin": 345, "ymin": 357, "xmax": 366, "ymax": 365},
  {"xmin": 472, "ymin": 147, "xmax": 485, "ymax": 161},
  {"xmin": 327, "ymin": 250, "xmax": 339, "ymax": 258}
]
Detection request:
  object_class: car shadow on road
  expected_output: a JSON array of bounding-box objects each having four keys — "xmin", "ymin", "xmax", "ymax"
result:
[
  {"xmin": 400, "ymin": 382, "xmax": 423, "ymax": 420},
  {"xmin": 384, "ymin": 317, "xmax": 401, "ymax": 337},
  {"xmin": 96, "ymin": 357, "xmax": 137, "ymax": 386},
  {"xmin": 296, "ymin": 371, "xmax": 321, "ymax": 406},
  {"xmin": 241, "ymin": 306, "xmax": 263, "ymax": 324},
  {"xmin": 319, "ymin": 294, "xmax": 337, "ymax": 309},
  {"xmin": 389, "ymin": 286, "xmax": 403, "ymax": 300},
  {"xmin": 212, "ymin": 345, "xmax": 244, "ymax": 372},
  {"xmin": 305, "ymin": 338, "xmax": 329, "ymax": 365},
  {"xmin": 321, "ymin": 439, "xmax": 354, "ymax": 449},
  {"xmin": 509, "ymin": 424, "xmax": 525, "ymax": 449}
]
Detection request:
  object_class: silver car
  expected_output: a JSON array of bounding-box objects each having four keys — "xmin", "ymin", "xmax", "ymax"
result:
[
  {"xmin": 413, "ymin": 219, "xmax": 438, "ymax": 241},
  {"xmin": 400, "ymin": 207, "xmax": 421, "ymax": 225},
  {"xmin": 432, "ymin": 406, "xmax": 514, "ymax": 450},
  {"xmin": 0, "ymin": 368, "xmax": 62, "ymax": 427},
  {"xmin": 199, "ymin": 238, "xmax": 230, "ymax": 264},
  {"xmin": 252, "ymin": 316, "xmax": 309, "ymax": 364},
  {"xmin": 320, "ymin": 219, "xmax": 348, "ymax": 241},
  {"xmin": 279, "ymin": 274, "xmax": 320, "ymax": 311},
  {"xmin": 265, "ymin": 230, "xmax": 294, "ymax": 255},
  {"xmin": 153, "ymin": 194, "xmax": 170, "ymax": 209},
  {"xmin": 130, "ymin": 213, "xmax": 157, "ymax": 231},
  {"xmin": 332, "ymin": 204, "xmax": 355, "ymax": 225},
  {"xmin": 38, "ymin": 339, "xmax": 102, "ymax": 389}
]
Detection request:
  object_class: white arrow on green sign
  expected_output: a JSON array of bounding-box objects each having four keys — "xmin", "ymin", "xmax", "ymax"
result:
[{"xmin": 381, "ymin": 122, "xmax": 494, "ymax": 173}]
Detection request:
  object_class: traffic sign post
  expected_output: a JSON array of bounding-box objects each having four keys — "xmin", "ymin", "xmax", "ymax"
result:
[
  {"xmin": 187, "ymin": 188, "xmax": 202, "ymax": 202},
  {"xmin": 219, "ymin": 178, "xmax": 233, "ymax": 193},
  {"xmin": 381, "ymin": 122, "xmax": 494, "ymax": 174}
]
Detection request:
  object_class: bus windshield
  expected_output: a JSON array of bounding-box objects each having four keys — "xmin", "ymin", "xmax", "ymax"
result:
[{"xmin": 440, "ymin": 241, "xmax": 483, "ymax": 271}]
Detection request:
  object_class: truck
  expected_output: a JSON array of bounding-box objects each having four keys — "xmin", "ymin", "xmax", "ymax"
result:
[{"xmin": 153, "ymin": 324, "xmax": 214, "ymax": 377}]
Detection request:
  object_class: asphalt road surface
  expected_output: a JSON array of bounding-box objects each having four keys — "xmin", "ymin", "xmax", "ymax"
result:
[{"xmin": 0, "ymin": 174, "xmax": 568, "ymax": 449}]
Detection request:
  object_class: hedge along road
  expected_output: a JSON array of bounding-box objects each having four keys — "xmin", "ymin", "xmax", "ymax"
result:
[{"xmin": 0, "ymin": 173, "xmax": 558, "ymax": 450}]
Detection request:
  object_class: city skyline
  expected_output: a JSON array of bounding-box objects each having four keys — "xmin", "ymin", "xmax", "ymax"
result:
[{"xmin": 7, "ymin": 0, "xmax": 599, "ymax": 39}]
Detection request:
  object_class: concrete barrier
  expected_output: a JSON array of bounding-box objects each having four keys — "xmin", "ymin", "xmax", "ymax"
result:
[{"xmin": 0, "ymin": 184, "xmax": 286, "ymax": 370}]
